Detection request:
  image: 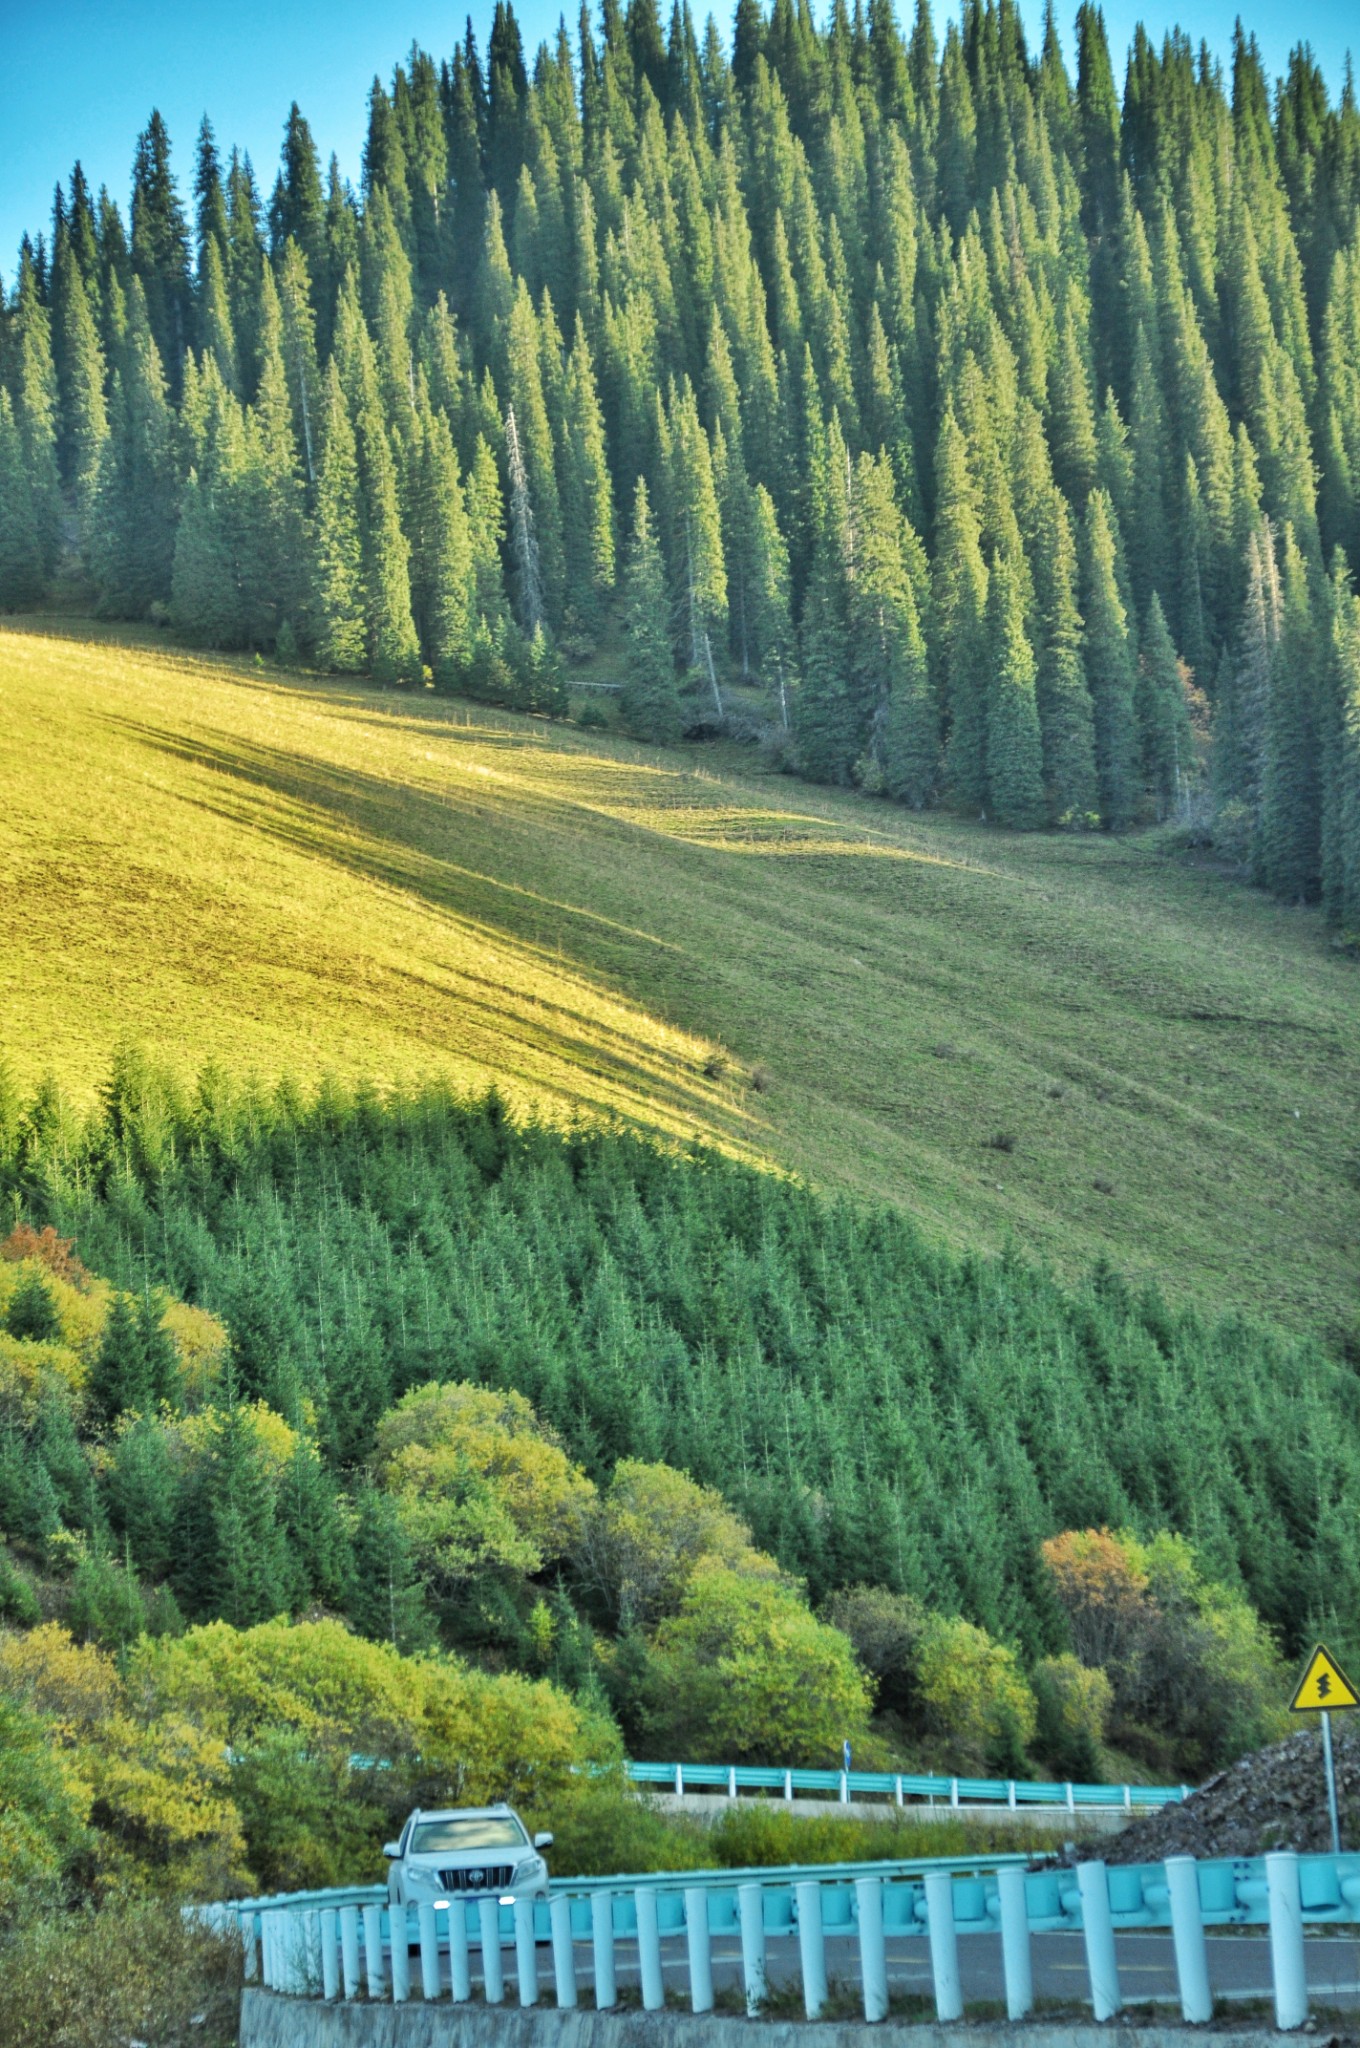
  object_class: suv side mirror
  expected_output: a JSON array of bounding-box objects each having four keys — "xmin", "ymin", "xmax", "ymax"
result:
[
  {"xmin": 383, "ymin": 1842, "xmax": 401, "ymax": 1859},
  {"xmin": 534, "ymin": 1832, "xmax": 554, "ymax": 1850}
]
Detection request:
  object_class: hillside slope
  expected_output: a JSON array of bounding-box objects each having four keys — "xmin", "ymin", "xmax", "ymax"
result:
[{"xmin": 2, "ymin": 617, "xmax": 1357, "ymax": 1341}]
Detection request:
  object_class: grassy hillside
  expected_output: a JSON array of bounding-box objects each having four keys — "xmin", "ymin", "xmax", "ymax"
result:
[{"xmin": 2, "ymin": 616, "xmax": 1357, "ymax": 1343}]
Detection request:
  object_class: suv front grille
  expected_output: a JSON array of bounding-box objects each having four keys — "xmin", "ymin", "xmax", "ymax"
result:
[{"xmin": 439, "ymin": 1864, "xmax": 516, "ymax": 1894}]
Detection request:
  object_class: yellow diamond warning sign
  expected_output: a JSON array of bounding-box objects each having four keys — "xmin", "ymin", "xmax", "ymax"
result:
[{"xmin": 1290, "ymin": 1643, "xmax": 1360, "ymax": 1713}]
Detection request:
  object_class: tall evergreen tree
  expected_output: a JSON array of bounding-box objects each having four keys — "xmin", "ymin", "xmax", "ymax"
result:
[
  {"xmin": 308, "ymin": 361, "xmax": 366, "ymax": 671},
  {"xmin": 1136, "ymin": 593, "xmax": 1191, "ymax": 822},
  {"xmin": 0, "ymin": 392, "xmax": 46, "ymax": 610},
  {"xmin": 933, "ymin": 410, "xmax": 990, "ymax": 814},
  {"xmin": 130, "ymin": 111, "xmax": 192, "ymax": 384},
  {"xmin": 332, "ymin": 275, "xmax": 421, "ymax": 680},
  {"xmin": 51, "ymin": 239, "xmax": 108, "ymax": 522},
  {"xmin": 88, "ymin": 283, "xmax": 178, "ymax": 616},
  {"xmin": 620, "ymin": 477, "xmax": 682, "ymax": 742},
  {"xmin": 1082, "ymin": 489, "xmax": 1139, "ymax": 828},
  {"xmin": 985, "ymin": 548, "xmax": 1046, "ymax": 828}
]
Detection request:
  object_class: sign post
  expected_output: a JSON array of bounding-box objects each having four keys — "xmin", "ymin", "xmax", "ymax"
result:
[{"xmin": 1288, "ymin": 1643, "xmax": 1360, "ymax": 1855}]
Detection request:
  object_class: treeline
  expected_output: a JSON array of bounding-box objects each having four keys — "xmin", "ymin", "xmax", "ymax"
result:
[
  {"xmin": 1, "ymin": 1055, "xmax": 1354, "ymax": 1710},
  {"xmin": 1, "ymin": 3, "xmax": 1360, "ymax": 914}
]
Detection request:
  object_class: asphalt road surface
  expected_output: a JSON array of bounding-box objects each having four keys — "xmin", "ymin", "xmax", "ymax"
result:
[{"xmin": 412, "ymin": 1930, "xmax": 1360, "ymax": 2012}]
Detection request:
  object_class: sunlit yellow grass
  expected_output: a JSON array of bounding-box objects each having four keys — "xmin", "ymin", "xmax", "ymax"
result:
[{"xmin": 3, "ymin": 617, "xmax": 1358, "ymax": 1344}]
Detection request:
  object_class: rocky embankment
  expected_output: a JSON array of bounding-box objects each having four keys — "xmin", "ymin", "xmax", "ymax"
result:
[{"xmin": 1103, "ymin": 1726, "xmax": 1360, "ymax": 1862}]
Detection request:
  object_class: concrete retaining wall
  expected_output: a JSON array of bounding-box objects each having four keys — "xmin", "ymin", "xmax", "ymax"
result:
[{"xmin": 239, "ymin": 1989, "xmax": 1278, "ymax": 2048}]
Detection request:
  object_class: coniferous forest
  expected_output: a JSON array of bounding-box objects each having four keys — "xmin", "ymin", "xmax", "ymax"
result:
[{"xmin": 2, "ymin": 0, "xmax": 1360, "ymax": 924}]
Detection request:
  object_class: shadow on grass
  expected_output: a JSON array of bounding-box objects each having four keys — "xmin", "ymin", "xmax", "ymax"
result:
[{"xmin": 100, "ymin": 712, "xmax": 766, "ymax": 1149}]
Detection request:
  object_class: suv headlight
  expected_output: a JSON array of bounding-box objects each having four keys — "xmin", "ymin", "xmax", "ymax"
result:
[{"xmin": 512, "ymin": 1857, "xmax": 544, "ymax": 1885}]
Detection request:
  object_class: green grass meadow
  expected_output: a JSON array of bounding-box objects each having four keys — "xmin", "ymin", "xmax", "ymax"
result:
[{"xmin": 3, "ymin": 616, "xmax": 1357, "ymax": 1343}]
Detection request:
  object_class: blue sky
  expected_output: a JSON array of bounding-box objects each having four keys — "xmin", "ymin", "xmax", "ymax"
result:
[{"xmin": 1, "ymin": 0, "xmax": 1355, "ymax": 291}]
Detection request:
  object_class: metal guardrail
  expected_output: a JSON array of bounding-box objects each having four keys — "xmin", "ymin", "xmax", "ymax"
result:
[
  {"xmin": 212, "ymin": 1850, "xmax": 1349, "ymax": 2030},
  {"xmin": 628, "ymin": 1759, "xmax": 1188, "ymax": 1810}
]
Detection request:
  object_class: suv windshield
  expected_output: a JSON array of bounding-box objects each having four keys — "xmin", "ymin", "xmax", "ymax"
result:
[{"xmin": 410, "ymin": 1817, "xmax": 527, "ymax": 1854}]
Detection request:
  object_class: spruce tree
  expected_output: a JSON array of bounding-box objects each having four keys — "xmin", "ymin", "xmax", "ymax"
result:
[
  {"xmin": 985, "ymin": 549, "xmax": 1046, "ymax": 828},
  {"xmin": 1260, "ymin": 532, "xmax": 1322, "ymax": 899},
  {"xmin": 347, "ymin": 1486, "xmax": 431, "ymax": 1653},
  {"xmin": 51, "ymin": 239, "xmax": 108, "ymax": 523},
  {"xmin": 560, "ymin": 317, "xmax": 615, "ymax": 630},
  {"xmin": 0, "ymin": 392, "xmax": 46, "ymax": 610},
  {"xmin": 747, "ymin": 482, "xmax": 797, "ymax": 727},
  {"xmin": 8, "ymin": 247, "xmax": 62, "ymax": 575},
  {"xmin": 1031, "ymin": 485, "xmax": 1098, "ymax": 826},
  {"xmin": 308, "ymin": 362, "xmax": 366, "ymax": 671},
  {"xmin": 1082, "ymin": 490, "xmax": 1139, "ymax": 828},
  {"xmin": 850, "ymin": 451, "xmax": 937, "ymax": 805},
  {"xmin": 1136, "ymin": 594, "xmax": 1191, "ymax": 823},
  {"xmin": 332, "ymin": 275, "xmax": 420, "ymax": 680},
  {"xmin": 666, "ymin": 382, "xmax": 729, "ymax": 718},
  {"xmin": 409, "ymin": 390, "xmax": 475, "ymax": 683},
  {"xmin": 89, "ymin": 1291, "xmax": 149, "ymax": 1421},
  {"xmin": 620, "ymin": 477, "xmax": 682, "ymax": 742},
  {"xmin": 130, "ymin": 110, "xmax": 192, "ymax": 385},
  {"xmin": 933, "ymin": 410, "xmax": 990, "ymax": 815},
  {"xmin": 88, "ymin": 284, "xmax": 178, "ymax": 616},
  {"xmin": 177, "ymin": 1403, "xmax": 293, "ymax": 1627}
]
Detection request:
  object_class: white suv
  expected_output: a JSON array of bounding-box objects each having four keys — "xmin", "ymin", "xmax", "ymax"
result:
[{"xmin": 384, "ymin": 1804, "xmax": 553, "ymax": 1911}]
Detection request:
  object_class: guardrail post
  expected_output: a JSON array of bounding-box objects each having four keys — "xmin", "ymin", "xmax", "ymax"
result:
[
  {"xmin": 339, "ymin": 1906, "xmax": 361, "ymax": 2000},
  {"xmin": 478, "ymin": 1897, "xmax": 504, "ymax": 2004},
  {"xmin": 739, "ymin": 1882, "xmax": 767, "ymax": 2015},
  {"xmin": 1066, "ymin": 1782, "xmax": 1076, "ymax": 1814},
  {"xmin": 1076, "ymin": 1861, "xmax": 1121, "ymax": 2021},
  {"xmin": 785, "ymin": 1769, "xmax": 794, "ymax": 1801},
  {"xmin": 362, "ymin": 1903, "xmax": 386, "ymax": 2000},
  {"xmin": 924, "ymin": 1869, "xmax": 962, "ymax": 2022},
  {"xmin": 796, "ymin": 1880, "xmax": 828, "ymax": 2019},
  {"xmin": 728, "ymin": 1765, "xmax": 737, "ymax": 1799},
  {"xmin": 1124, "ymin": 1785, "xmax": 1132, "ymax": 1811},
  {"xmin": 675, "ymin": 1762, "xmax": 683, "ymax": 1796},
  {"xmin": 258, "ymin": 1910, "xmax": 274, "ymax": 1991},
  {"xmin": 390, "ymin": 1906, "xmax": 411, "ymax": 2002},
  {"xmin": 895, "ymin": 1775, "xmax": 904, "ymax": 1808},
  {"xmin": 450, "ymin": 1902, "xmax": 472, "ymax": 2002},
  {"xmin": 1265, "ymin": 1851, "xmax": 1308, "ymax": 2031},
  {"xmin": 857, "ymin": 1876, "xmax": 889, "ymax": 2022},
  {"xmin": 514, "ymin": 1896, "xmax": 538, "ymax": 2006},
  {"xmin": 550, "ymin": 1894, "xmax": 577, "ymax": 2008},
  {"xmin": 950, "ymin": 1777, "xmax": 960, "ymax": 1809},
  {"xmin": 1008, "ymin": 1781, "xmax": 1017, "ymax": 1811},
  {"xmin": 417, "ymin": 1903, "xmax": 441, "ymax": 2001},
  {"xmin": 685, "ymin": 1888, "xmax": 714, "ymax": 2014},
  {"xmin": 997, "ymin": 1866, "xmax": 1033, "ymax": 2020},
  {"xmin": 1165, "ymin": 1858, "xmax": 1211, "ymax": 2024},
  {"xmin": 320, "ymin": 1908, "xmax": 340, "ymax": 2000},
  {"xmin": 636, "ymin": 1888, "xmax": 665, "ymax": 2011},
  {"xmin": 841, "ymin": 1770, "xmax": 850, "ymax": 1805},
  {"xmin": 591, "ymin": 1890, "xmax": 616, "ymax": 2009}
]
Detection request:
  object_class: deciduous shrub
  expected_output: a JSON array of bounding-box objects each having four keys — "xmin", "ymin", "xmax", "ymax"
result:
[
  {"xmin": 1032, "ymin": 1653, "xmax": 1113, "ymax": 1781},
  {"xmin": 641, "ymin": 1565, "xmax": 872, "ymax": 1765}
]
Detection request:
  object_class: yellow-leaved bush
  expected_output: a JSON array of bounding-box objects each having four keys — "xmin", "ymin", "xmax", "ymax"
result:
[
  {"xmin": 0, "ymin": 1233, "xmax": 230, "ymax": 1428},
  {"xmin": 912, "ymin": 1615, "xmax": 1038, "ymax": 1775},
  {"xmin": 642, "ymin": 1563, "xmax": 874, "ymax": 1766},
  {"xmin": 0, "ymin": 1623, "xmax": 246, "ymax": 1899},
  {"xmin": 0, "ymin": 1615, "xmax": 621, "ymax": 1900},
  {"xmin": 375, "ymin": 1382, "xmax": 596, "ymax": 1590}
]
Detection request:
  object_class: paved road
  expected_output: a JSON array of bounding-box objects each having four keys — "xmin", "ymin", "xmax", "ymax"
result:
[{"xmin": 418, "ymin": 1930, "xmax": 1360, "ymax": 2011}]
